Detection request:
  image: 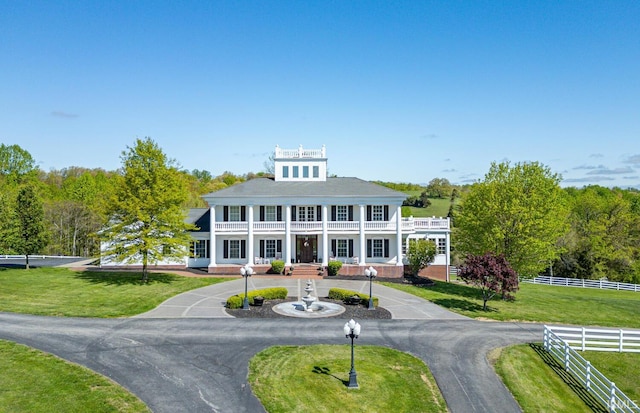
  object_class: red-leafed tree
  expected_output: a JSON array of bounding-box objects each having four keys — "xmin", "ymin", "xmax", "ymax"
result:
[{"xmin": 458, "ymin": 252, "xmax": 519, "ymax": 311}]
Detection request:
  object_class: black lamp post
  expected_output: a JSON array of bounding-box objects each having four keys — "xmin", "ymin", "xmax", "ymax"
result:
[
  {"xmin": 364, "ymin": 266, "xmax": 377, "ymax": 310},
  {"xmin": 240, "ymin": 264, "xmax": 253, "ymax": 310},
  {"xmin": 343, "ymin": 318, "xmax": 361, "ymax": 389}
]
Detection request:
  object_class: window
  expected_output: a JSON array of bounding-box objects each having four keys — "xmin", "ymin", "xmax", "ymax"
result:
[
  {"xmin": 372, "ymin": 205, "xmax": 384, "ymax": 221},
  {"xmin": 303, "ymin": 166, "xmax": 309, "ymax": 178},
  {"xmin": 265, "ymin": 206, "xmax": 276, "ymax": 221},
  {"xmin": 192, "ymin": 240, "xmax": 209, "ymax": 258},
  {"xmin": 372, "ymin": 239, "xmax": 384, "ymax": 257},
  {"xmin": 437, "ymin": 238, "xmax": 446, "ymax": 255},
  {"xmin": 229, "ymin": 240, "xmax": 240, "ymax": 258},
  {"xmin": 336, "ymin": 205, "xmax": 348, "ymax": 221},
  {"xmin": 293, "ymin": 166, "xmax": 299, "ymax": 178},
  {"xmin": 265, "ymin": 239, "xmax": 276, "ymax": 258},
  {"xmin": 313, "ymin": 165, "xmax": 319, "ymax": 178},
  {"xmin": 282, "ymin": 166, "xmax": 289, "ymax": 178},
  {"xmin": 336, "ymin": 239, "xmax": 348, "ymax": 257},
  {"xmin": 229, "ymin": 206, "xmax": 240, "ymax": 222},
  {"xmin": 298, "ymin": 206, "xmax": 316, "ymax": 221}
]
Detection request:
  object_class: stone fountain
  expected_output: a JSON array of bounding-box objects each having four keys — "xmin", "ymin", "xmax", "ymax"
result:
[{"xmin": 272, "ymin": 279, "xmax": 346, "ymax": 318}]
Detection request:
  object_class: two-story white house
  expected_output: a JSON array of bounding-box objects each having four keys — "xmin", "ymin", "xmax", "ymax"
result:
[{"xmin": 186, "ymin": 145, "xmax": 451, "ymax": 279}]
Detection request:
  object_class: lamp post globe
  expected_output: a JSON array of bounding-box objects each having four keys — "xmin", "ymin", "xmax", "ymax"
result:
[
  {"xmin": 240, "ymin": 264, "xmax": 253, "ymax": 310},
  {"xmin": 364, "ymin": 266, "xmax": 377, "ymax": 310},
  {"xmin": 343, "ymin": 319, "xmax": 361, "ymax": 389}
]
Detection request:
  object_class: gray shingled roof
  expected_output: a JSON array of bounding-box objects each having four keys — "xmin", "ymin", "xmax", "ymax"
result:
[{"xmin": 202, "ymin": 177, "xmax": 407, "ymax": 199}]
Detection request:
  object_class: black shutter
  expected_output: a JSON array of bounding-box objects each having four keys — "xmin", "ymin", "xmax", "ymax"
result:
[
  {"xmin": 277, "ymin": 240, "xmax": 282, "ymax": 253},
  {"xmin": 331, "ymin": 206, "xmax": 336, "ymax": 221},
  {"xmin": 223, "ymin": 240, "xmax": 229, "ymax": 259},
  {"xmin": 348, "ymin": 240, "xmax": 354, "ymax": 257},
  {"xmin": 277, "ymin": 206, "xmax": 282, "ymax": 221},
  {"xmin": 367, "ymin": 239, "xmax": 372, "ymax": 258},
  {"xmin": 348, "ymin": 206, "xmax": 353, "ymax": 221},
  {"xmin": 241, "ymin": 240, "xmax": 246, "ymax": 259},
  {"xmin": 331, "ymin": 239, "xmax": 336, "ymax": 257},
  {"xmin": 317, "ymin": 205, "xmax": 321, "ymax": 221},
  {"xmin": 260, "ymin": 206, "xmax": 265, "ymax": 221},
  {"xmin": 292, "ymin": 206, "xmax": 297, "ymax": 221},
  {"xmin": 241, "ymin": 206, "xmax": 246, "ymax": 221},
  {"xmin": 384, "ymin": 239, "xmax": 390, "ymax": 257},
  {"xmin": 260, "ymin": 240, "xmax": 265, "ymax": 257},
  {"xmin": 223, "ymin": 206, "xmax": 229, "ymax": 222},
  {"xmin": 384, "ymin": 205, "xmax": 389, "ymax": 221},
  {"xmin": 367, "ymin": 206, "xmax": 372, "ymax": 221}
]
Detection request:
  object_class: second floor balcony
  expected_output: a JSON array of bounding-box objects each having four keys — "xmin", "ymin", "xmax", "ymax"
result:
[{"xmin": 212, "ymin": 216, "xmax": 449, "ymax": 234}]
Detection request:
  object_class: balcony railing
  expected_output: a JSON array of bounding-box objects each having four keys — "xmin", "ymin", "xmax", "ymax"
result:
[{"xmin": 214, "ymin": 217, "xmax": 449, "ymax": 233}]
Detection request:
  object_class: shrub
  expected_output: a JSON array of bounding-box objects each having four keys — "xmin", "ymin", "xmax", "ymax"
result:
[
  {"xmin": 226, "ymin": 287, "xmax": 288, "ymax": 309},
  {"xmin": 327, "ymin": 260, "xmax": 342, "ymax": 276},
  {"xmin": 327, "ymin": 287, "xmax": 378, "ymax": 306},
  {"xmin": 270, "ymin": 260, "xmax": 285, "ymax": 274}
]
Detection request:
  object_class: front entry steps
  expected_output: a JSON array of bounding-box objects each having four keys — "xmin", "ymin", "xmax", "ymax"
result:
[{"xmin": 287, "ymin": 263, "xmax": 325, "ymax": 278}]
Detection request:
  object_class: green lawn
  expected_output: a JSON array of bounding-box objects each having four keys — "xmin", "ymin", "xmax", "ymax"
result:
[
  {"xmin": 404, "ymin": 197, "xmax": 451, "ymax": 218},
  {"xmin": 494, "ymin": 344, "xmax": 607, "ymax": 413},
  {"xmin": 382, "ymin": 280, "xmax": 640, "ymax": 328},
  {"xmin": 0, "ymin": 267, "xmax": 229, "ymax": 317},
  {"xmin": 582, "ymin": 351, "xmax": 640, "ymax": 403},
  {"xmin": 249, "ymin": 345, "xmax": 447, "ymax": 413},
  {"xmin": 0, "ymin": 340, "xmax": 150, "ymax": 412}
]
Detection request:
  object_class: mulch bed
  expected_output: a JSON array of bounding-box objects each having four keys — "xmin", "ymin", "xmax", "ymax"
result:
[{"xmin": 226, "ymin": 297, "xmax": 392, "ymax": 319}]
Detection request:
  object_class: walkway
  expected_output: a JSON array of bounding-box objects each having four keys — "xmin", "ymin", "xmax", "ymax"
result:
[{"xmin": 134, "ymin": 278, "xmax": 467, "ymax": 320}]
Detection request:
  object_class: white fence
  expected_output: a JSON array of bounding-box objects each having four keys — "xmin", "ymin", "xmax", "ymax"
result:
[
  {"xmin": 0, "ymin": 255, "xmax": 81, "ymax": 259},
  {"xmin": 523, "ymin": 276, "xmax": 640, "ymax": 292},
  {"xmin": 543, "ymin": 326, "xmax": 640, "ymax": 412}
]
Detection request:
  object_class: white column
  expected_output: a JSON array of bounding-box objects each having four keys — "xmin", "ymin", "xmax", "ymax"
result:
[
  {"xmin": 322, "ymin": 205, "xmax": 328, "ymax": 266},
  {"xmin": 285, "ymin": 205, "xmax": 292, "ymax": 266},
  {"xmin": 208, "ymin": 205, "xmax": 217, "ymax": 268},
  {"xmin": 247, "ymin": 205, "xmax": 254, "ymax": 265},
  {"xmin": 396, "ymin": 205, "xmax": 403, "ymax": 266},
  {"xmin": 359, "ymin": 204, "xmax": 366, "ymax": 265}
]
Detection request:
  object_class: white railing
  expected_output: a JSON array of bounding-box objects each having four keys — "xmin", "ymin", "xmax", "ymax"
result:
[
  {"xmin": 212, "ymin": 217, "xmax": 450, "ymax": 234},
  {"xmin": 275, "ymin": 145, "xmax": 325, "ymax": 159},
  {"xmin": 290, "ymin": 222, "xmax": 323, "ymax": 232},
  {"xmin": 543, "ymin": 326, "xmax": 640, "ymax": 412},
  {"xmin": 327, "ymin": 221, "xmax": 359, "ymax": 231},
  {"xmin": 253, "ymin": 222, "xmax": 286, "ymax": 232},
  {"xmin": 0, "ymin": 255, "xmax": 82, "ymax": 259},
  {"xmin": 214, "ymin": 222, "xmax": 249, "ymax": 232},
  {"xmin": 523, "ymin": 276, "xmax": 640, "ymax": 292}
]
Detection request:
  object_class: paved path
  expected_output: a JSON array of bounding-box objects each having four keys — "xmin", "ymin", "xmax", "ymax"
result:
[
  {"xmin": 0, "ymin": 313, "xmax": 541, "ymax": 413},
  {"xmin": 135, "ymin": 278, "xmax": 467, "ymax": 320}
]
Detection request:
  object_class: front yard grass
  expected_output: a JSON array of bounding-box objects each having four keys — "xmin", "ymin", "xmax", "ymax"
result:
[
  {"xmin": 0, "ymin": 267, "xmax": 229, "ymax": 317},
  {"xmin": 0, "ymin": 340, "xmax": 149, "ymax": 412},
  {"xmin": 382, "ymin": 280, "xmax": 640, "ymax": 328},
  {"xmin": 249, "ymin": 345, "xmax": 447, "ymax": 413}
]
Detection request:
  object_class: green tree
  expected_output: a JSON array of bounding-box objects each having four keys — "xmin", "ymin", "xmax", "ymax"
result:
[
  {"xmin": 425, "ymin": 178, "xmax": 452, "ymax": 199},
  {"xmin": 101, "ymin": 138, "xmax": 195, "ymax": 282},
  {"xmin": 454, "ymin": 161, "xmax": 569, "ymax": 277},
  {"xmin": 0, "ymin": 143, "xmax": 36, "ymax": 183},
  {"xmin": 10, "ymin": 185, "xmax": 49, "ymax": 269},
  {"xmin": 406, "ymin": 239, "xmax": 437, "ymax": 276}
]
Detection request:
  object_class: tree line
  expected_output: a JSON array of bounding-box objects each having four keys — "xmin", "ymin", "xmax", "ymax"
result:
[{"xmin": 2, "ymin": 140, "xmax": 639, "ymax": 283}]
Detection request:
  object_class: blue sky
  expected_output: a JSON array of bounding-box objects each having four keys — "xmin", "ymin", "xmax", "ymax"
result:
[{"xmin": 1, "ymin": 1, "xmax": 639, "ymax": 188}]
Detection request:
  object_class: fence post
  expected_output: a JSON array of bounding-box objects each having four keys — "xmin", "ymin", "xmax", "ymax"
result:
[
  {"xmin": 582, "ymin": 327, "xmax": 586, "ymax": 351},
  {"xmin": 610, "ymin": 382, "xmax": 617, "ymax": 412},
  {"xmin": 564, "ymin": 341, "xmax": 570, "ymax": 371},
  {"xmin": 585, "ymin": 361, "xmax": 591, "ymax": 390},
  {"xmin": 619, "ymin": 330, "xmax": 624, "ymax": 352},
  {"xmin": 543, "ymin": 326, "xmax": 548, "ymax": 350}
]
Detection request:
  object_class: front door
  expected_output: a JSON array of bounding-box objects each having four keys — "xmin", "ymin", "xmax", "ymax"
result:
[{"xmin": 297, "ymin": 236, "xmax": 317, "ymax": 263}]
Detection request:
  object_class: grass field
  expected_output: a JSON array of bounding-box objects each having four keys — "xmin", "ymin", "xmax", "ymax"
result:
[
  {"xmin": 0, "ymin": 267, "xmax": 229, "ymax": 317},
  {"xmin": 249, "ymin": 345, "xmax": 447, "ymax": 413},
  {"xmin": 0, "ymin": 340, "xmax": 150, "ymax": 412},
  {"xmin": 382, "ymin": 280, "xmax": 640, "ymax": 328}
]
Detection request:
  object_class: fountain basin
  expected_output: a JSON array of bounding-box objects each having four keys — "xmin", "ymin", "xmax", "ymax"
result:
[{"xmin": 272, "ymin": 301, "xmax": 346, "ymax": 318}]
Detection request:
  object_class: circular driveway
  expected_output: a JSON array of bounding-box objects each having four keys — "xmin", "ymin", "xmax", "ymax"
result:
[{"xmin": 0, "ymin": 280, "xmax": 543, "ymax": 412}]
